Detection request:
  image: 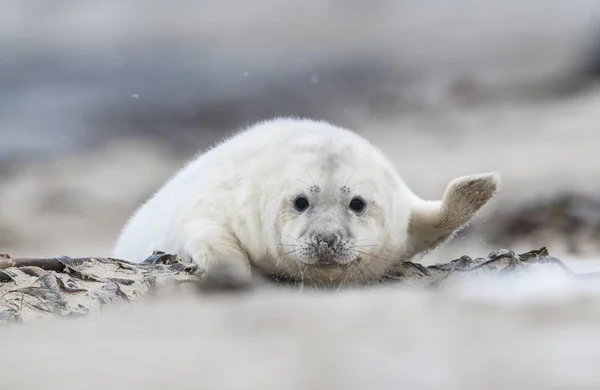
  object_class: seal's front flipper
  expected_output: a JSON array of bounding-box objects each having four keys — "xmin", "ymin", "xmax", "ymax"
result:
[
  {"xmin": 196, "ymin": 260, "xmax": 254, "ymax": 293},
  {"xmin": 405, "ymin": 172, "xmax": 500, "ymax": 259},
  {"xmin": 191, "ymin": 244, "xmax": 254, "ymax": 293}
]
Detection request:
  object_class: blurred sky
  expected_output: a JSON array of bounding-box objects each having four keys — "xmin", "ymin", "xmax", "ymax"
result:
[{"xmin": 2, "ymin": 0, "xmax": 600, "ymax": 162}]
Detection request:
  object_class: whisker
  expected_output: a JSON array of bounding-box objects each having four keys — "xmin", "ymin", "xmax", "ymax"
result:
[
  {"xmin": 349, "ymin": 238, "xmax": 369, "ymax": 245},
  {"xmin": 304, "ymin": 168, "xmax": 318, "ymax": 188},
  {"xmin": 297, "ymin": 262, "xmax": 306, "ymax": 292},
  {"xmin": 354, "ymin": 250, "xmax": 377, "ymax": 259},
  {"xmin": 353, "ymin": 262, "xmax": 372, "ymax": 285},
  {"xmin": 355, "ymin": 251, "xmax": 393, "ymax": 269},
  {"xmin": 296, "ymin": 178, "xmax": 311, "ymax": 188},
  {"xmin": 275, "ymin": 248, "xmax": 301, "ymax": 262},
  {"xmin": 344, "ymin": 168, "xmax": 358, "ymax": 188},
  {"xmin": 358, "ymin": 259, "xmax": 383, "ymax": 280},
  {"xmin": 336, "ymin": 273, "xmax": 349, "ymax": 291},
  {"xmin": 349, "ymin": 179, "xmax": 368, "ymax": 191},
  {"xmin": 284, "ymin": 235, "xmax": 302, "ymax": 244}
]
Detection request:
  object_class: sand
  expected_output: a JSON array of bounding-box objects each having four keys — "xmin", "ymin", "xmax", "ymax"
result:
[{"xmin": 3, "ymin": 267, "xmax": 600, "ymax": 390}]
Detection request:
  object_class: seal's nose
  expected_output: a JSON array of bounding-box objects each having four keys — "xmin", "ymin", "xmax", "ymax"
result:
[{"xmin": 311, "ymin": 232, "xmax": 341, "ymax": 249}]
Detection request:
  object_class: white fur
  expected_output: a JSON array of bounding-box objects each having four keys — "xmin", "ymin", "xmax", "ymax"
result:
[{"xmin": 113, "ymin": 118, "xmax": 499, "ymax": 285}]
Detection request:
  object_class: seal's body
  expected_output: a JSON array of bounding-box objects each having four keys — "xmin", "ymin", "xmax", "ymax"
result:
[{"xmin": 113, "ymin": 118, "xmax": 499, "ymax": 285}]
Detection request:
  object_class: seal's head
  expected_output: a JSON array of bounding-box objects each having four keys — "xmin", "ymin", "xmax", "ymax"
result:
[
  {"xmin": 256, "ymin": 120, "xmax": 499, "ymax": 286},
  {"xmin": 276, "ymin": 178, "xmax": 402, "ymax": 285}
]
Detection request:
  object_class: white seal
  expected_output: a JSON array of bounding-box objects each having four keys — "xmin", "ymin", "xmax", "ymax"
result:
[{"xmin": 113, "ymin": 118, "xmax": 499, "ymax": 285}]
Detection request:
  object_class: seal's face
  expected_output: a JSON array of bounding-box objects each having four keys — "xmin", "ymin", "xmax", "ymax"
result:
[
  {"xmin": 273, "ymin": 139, "xmax": 412, "ymax": 285},
  {"xmin": 284, "ymin": 186, "xmax": 374, "ymax": 266}
]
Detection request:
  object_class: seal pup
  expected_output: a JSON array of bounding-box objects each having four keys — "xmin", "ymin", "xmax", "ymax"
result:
[{"xmin": 113, "ymin": 118, "xmax": 499, "ymax": 286}]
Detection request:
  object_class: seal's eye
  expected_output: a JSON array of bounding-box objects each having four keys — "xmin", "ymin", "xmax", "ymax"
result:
[
  {"xmin": 349, "ymin": 197, "xmax": 366, "ymax": 214},
  {"xmin": 294, "ymin": 196, "xmax": 310, "ymax": 212}
]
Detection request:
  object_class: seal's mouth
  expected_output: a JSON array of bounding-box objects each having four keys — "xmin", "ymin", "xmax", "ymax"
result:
[
  {"xmin": 313, "ymin": 243, "xmax": 344, "ymax": 267},
  {"xmin": 311, "ymin": 259, "xmax": 339, "ymax": 268},
  {"xmin": 309, "ymin": 256, "xmax": 361, "ymax": 268},
  {"xmin": 291, "ymin": 238, "xmax": 362, "ymax": 267},
  {"xmin": 317, "ymin": 242, "xmax": 333, "ymax": 261}
]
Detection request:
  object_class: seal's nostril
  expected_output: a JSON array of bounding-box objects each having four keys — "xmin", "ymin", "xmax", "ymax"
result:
[
  {"xmin": 311, "ymin": 234, "xmax": 321, "ymax": 246},
  {"xmin": 323, "ymin": 233, "xmax": 340, "ymax": 248},
  {"xmin": 312, "ymin": 232, "xmax": 341, "ymax": 249}
]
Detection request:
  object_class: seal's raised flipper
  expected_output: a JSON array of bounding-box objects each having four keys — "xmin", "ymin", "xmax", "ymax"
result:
[{"xmin": 405, "ymin": 172, "xmax": 500, "ymax": 258}]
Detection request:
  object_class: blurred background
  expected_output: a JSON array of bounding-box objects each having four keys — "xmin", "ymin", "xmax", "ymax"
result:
[{"xmin": 3, "ymin": 0, "xmax": 600, "ymax": 266}]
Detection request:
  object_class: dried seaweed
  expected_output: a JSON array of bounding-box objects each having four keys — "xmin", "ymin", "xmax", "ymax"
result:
[
  {"xmin": 0, "ymin": 253, "xmax": 197, "ymax": 324},
  {"xmin": 0, "ymin": 248, "xmax": 596, "ymax": 324},
  {"xmin": 0, "ymin": 270, "xmax": 14, "ymax": 283}
]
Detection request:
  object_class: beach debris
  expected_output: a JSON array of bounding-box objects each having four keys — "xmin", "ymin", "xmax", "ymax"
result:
[{"xmin": 0, "ymin": 247, "xmax": 595, "ymax": 324}]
